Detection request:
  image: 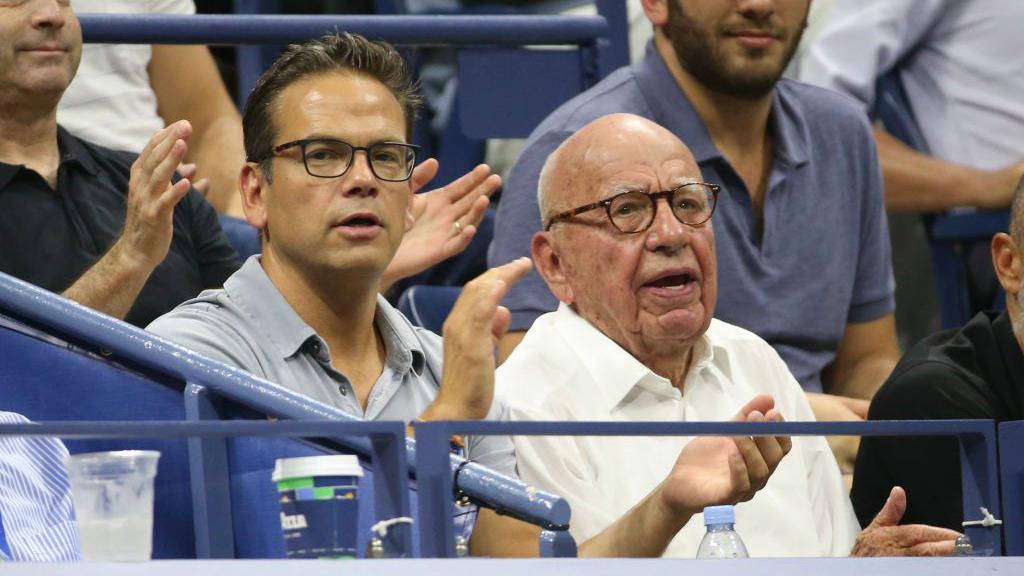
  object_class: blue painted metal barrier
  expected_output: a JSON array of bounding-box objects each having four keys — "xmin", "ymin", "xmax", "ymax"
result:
[
  {"xmin": 413, "ymin": 419, "xmax": 1002, "ymax": 558},
  {"xmin": 0, "ymin": 420, "xmax": 411, "ymax": 557},
  {"xmin": 0, "ymin": 271, "xmax": 566, "ymax": 556},
  {"xmin": 999, "ymin": 421, "xmax": 1024, "ymax": 555}
]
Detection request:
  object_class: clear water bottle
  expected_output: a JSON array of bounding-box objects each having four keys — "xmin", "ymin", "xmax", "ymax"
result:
[{"xmin": 696, "ymin": 505, "xmax": 749, "ymax": 558}]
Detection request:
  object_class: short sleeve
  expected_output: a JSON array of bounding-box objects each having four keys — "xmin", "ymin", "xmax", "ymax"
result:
[
  {"xmin": 847, "ymin": 120, "xmax": 895, "ymax": 324},
  {"xmin": 489, "ymin": 129, "xmax": 574, "ymax": 332}
]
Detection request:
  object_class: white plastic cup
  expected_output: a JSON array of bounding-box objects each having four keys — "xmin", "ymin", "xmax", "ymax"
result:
[
  {"xmin": 66, "ymin": 450, "xmax": 161, "ymax": 561},
  {"xmin": 272, "ymin": 455, "xmax": 364, "ymax": 559}
]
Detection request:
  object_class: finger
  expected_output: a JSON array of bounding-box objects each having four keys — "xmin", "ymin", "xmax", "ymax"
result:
[
  {"xmin": 727, "ymin": 449, "xmax": 752, "ymax": 501},
  {"xmin": 410, "ymin": 158, "xmax": 439, "ymax": 194},
  {"xmin": 491, "ymin": 305, "xmax": 512, "ymax": 341},
  {"xmin": 731, "ymin": 394, "xmax": 775, "ymax": 422},
  {"xmin": 752, "ymin": 425, "xmax": 786, "ymax": 472},
  {"xmin": 908, "ymin": 539, "xmax": 956, "ymax": 557},
  {"xmin": 455, "ymin": 192, "xmax": 492, "ymax": 231},
  {"xmin": 141, "ymin": 120, "xmax": 192, "ymax": 174},
  {"xmin": 155, "ymin": 178, "xmax": 192, "ymax": 213},
  {"xmin": 443, "ymin": 223, "xmax": 477, "ymax": 257},
  {"xmin": 450, "ymin": 257, "xmax": 533, "ymax": 329},
  {"xmin": 451, "ymin": 172, "xmax": 501, "ymax": 214},
  {"xmin": 443, "ymin": 164, "xmax": 493, "ymax": 202},
  {"xmin": 733, "ymin": 420, "xmax": 771, "ymax": 491},
  {"xmin": 146, "ymin": 139, "xmax": 189, "ymax": 198},
  {"xmin": 867, "ymin": 486, "xmax": 907, "ymax": 530},
  {"xmin": 765, "ymin": 409, "xmax": 793, "ymax": 456},
  {"xmin": 177, "ymin": 162, "xmax": 198, "ymax": 180},
  {"xmin": 192, "ymin": 177, "xmax": 210, "ymax": 196},
  {"xmin": 894, "ymin": 524, "xmax": 963, "ymax": 547}
]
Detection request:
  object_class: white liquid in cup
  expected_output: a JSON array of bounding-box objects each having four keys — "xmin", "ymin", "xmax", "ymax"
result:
[{"xmin": 66, "ymin": 451, "xmax": 160, "ymax": 562}]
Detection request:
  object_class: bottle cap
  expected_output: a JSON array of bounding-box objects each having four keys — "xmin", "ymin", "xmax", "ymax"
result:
[{"xmin": 703, "ymin": 505, "xmax": 735, "ymax": 526}]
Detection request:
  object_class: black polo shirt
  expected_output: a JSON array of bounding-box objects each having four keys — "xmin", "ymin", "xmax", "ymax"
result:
[
  {"xmin": 851, "ymin": 310, "xmax": 1024, "ymax": 530},
  {"xmin": 0, "ymin": 127, "xmax": 241, "ymax": 327}
]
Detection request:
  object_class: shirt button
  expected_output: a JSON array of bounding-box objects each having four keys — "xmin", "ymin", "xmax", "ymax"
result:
[
  {"xmin": 311, "ymin": 341, "xmax": 321, "ymax": 353},
  {"xmin": 338, "ymin": 384, "xmax": 347, "ymax": 396}
]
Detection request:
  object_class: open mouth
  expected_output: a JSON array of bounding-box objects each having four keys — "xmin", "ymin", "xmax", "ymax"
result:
[
  {"xmin": 644, "ymin": 271, "xmax": 698, "ymax": 290},
  {"xmin": 337, "ymin": 213, "xmax": 381, "ymax": 228}
]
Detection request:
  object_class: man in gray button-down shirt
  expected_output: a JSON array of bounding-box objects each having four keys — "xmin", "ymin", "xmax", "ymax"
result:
[{"xmin": 148, "ymin": 33, "xmax": 537, "ymax": 556}]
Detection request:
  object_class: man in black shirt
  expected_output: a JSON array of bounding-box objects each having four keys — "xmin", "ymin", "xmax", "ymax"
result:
[
  {"xmin": 0, "ymin": 2, "xmax": 238, "ymax": 327},
  {"xmin": 852, "ymin": 178, "xmax": 1024, "ymax": 531},
  {"xmin": 0, "ymin": 2, "xmax": 500, "ymax": 327}
]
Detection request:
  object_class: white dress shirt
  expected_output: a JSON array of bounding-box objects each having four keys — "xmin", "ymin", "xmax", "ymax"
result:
[
  {"xmin": 495, "ymin": 305, "xmax": 859, "ymax": 557},
  {"xmin": 796, "ymin": 0, "xmax": 1024, "ymax": 170}
]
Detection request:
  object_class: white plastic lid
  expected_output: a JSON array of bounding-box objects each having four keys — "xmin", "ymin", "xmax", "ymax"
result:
[{"xmin": 271, "ymin": 455, "xmax": 363, "ymax": 482}]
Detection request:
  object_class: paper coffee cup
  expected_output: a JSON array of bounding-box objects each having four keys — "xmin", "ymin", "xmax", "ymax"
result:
[{"xmin": 272, "ymin": 455, "xmax": 364, "ymax": 559}]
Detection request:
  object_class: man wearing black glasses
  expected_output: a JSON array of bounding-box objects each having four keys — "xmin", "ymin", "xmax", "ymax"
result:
[
  {"xmin": 0, "ymin": 1, "xmax": 494, "ymax": 329},
  {"xmin": 496, "ymin": 113, "xmax": 959, "ymax": 557}
]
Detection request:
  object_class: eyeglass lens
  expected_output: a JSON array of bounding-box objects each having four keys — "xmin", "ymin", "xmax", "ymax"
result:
[
  {"xmin": 302, "ymin": 140, "xmax": 415, "ymax": 181},
  {"xmin": 607, "ymin": 185, "xmax": 715, "ymax": 233}
]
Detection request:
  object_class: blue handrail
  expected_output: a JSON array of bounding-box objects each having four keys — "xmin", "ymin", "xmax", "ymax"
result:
[
  {"xmin": 0, "ymin": 271, "xmax": 567, "ymax": 533},
  {"xmin": 414, "ymin": 419, "xmax": 1001, "ymax": 558},
  {"xmin": 77, "ymin": 14, "xmax": 608, "ymax": 46}
]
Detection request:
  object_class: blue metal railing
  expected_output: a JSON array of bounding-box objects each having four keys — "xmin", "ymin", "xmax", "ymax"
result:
[
  {"xmin": 0, "ymin": 420, "xmax": 411, "ymax": 556},
  {"xmin": 0, "ymin": 271, "xmax": 566, "ymax": 554},
  {"xmin": 414, "ymin": 419, "xmax": 1002, "ymax": 558}
]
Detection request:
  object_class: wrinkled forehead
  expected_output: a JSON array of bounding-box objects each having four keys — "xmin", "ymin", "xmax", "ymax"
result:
[{"xmin": 567, "ymin": 136, "xmax": 702, "ymax": 204}]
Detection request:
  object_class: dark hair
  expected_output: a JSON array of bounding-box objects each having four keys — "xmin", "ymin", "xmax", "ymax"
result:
[
  {"xmin": 1013, "ymin": 174, "xmax": 1024, "ymax": 245},
  {"xmin": 242, "ymin": 32, "xmax": 422, "ymax": 181}
]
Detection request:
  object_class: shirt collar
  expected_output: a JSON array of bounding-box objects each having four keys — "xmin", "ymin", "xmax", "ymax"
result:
[
  {"xmin": 224, "ymin": 256, "xmax": 424, "ymax": 376},
  {"xmin": 55, "ymin": 125, "xmax": 100, "ymax": 176},
  {"xmin": 551, "ymin": 304, "xmax": 715, "ymax": 411},
  {"xmin": 633, "ymin": 41, "xmax": 809, "ymax": 171},
  {"xmin": 991, "ymin": 311, "xmax": 1024, "ymax": 418},
  {"xmin": 0, "ymin": 126, "xmax": 100, "ymax": 191}
]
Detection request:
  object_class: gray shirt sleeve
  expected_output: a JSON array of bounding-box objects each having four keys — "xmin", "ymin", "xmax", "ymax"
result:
[{"xmin": 488, "ymin": 128, "xmax": 575, "ymax": 332}]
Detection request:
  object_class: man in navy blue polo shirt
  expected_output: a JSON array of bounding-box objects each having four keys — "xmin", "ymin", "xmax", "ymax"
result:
[{"xmin": 490, "ymin": 0, "xmax": 899, "ymax": 471}]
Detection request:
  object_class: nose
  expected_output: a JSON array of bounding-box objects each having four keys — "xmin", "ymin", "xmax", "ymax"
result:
[
  {"xmin": 342, "ymin": 150, "xmax": 379, "ymax": 198},
  {"xmin": 30, "ymin": 0, "xmax": 67, "ymax": 29},
  {"xmin": 643, "ymin": 197, "xmax": 690, "ymax": 254},
  {"xmin": 736, "ymin": 0, "xmax": 775, "ymax": 21}
]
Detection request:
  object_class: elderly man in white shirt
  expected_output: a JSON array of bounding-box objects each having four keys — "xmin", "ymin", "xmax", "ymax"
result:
[{"xmin": 495, "ymin": 113, "xmax": 960, "ymax": 558}]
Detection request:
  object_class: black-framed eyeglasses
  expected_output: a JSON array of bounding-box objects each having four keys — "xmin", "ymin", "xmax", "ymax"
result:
[
  {"xmin": 251, "ymin": 138, "xmax": 421, "ymax": 182},
  {"xmin": 544, "ymin": 182, "xmax": 721, "ymax": 233}
]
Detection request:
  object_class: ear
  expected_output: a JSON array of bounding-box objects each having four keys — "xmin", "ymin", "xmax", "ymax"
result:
[
  {"xmin": 992, "ymin": 232, "xmax": 1023, "ymax": 296},
  {"xmin": 531, "ymin": 231, "xmax": 575, "ymax": 305},
  {"xmin": 240, "ymin": 162, "xmax": 269, "ymax": 232},
  {"xmin": 641, "ymin": 0, "xmax": 670, "ymax": 28}
]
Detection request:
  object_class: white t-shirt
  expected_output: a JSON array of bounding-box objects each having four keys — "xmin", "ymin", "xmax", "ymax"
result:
[
  {"xmin": 57, "ymin": 0, "xmax": 196, "ymax": 153},
  {"xmin": 495, "ymin": 304, "xmax": 860, "ymax": 557}
]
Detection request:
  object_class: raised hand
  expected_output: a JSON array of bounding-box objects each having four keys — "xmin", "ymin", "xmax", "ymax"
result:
[
  {"xmin": 424, "ymin": 257, "xmax": 532, "ymax": 421},
  {"xmin": 382, "ymin": 161, "xmax": 500, "ymax": 290},
  {"xmin": 851, "ymin": 486, "xmax": 960, "ymax": 556},
  {"xmin": 659, "ymin": 395, "xmax": 792, "ymax": 517},
  {"xmin": 118, "ymin": 120, "xmax": 194, "ymax": 271}
]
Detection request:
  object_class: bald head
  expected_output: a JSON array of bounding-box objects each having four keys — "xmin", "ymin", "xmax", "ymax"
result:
[{"xmin": 538, "ymin": 114, "xmax": 700, "ymax": 223}]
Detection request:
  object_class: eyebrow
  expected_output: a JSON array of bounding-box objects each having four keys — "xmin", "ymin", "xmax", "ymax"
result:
[{"xmin": 302, "ymin": 134, "xmax": 407, "ymax": 145}]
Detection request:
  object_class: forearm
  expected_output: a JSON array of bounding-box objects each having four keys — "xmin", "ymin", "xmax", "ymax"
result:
[
  {"xmin": 578, "ymin": 484, "xmax": 692, "ymax": 558},
  {"xmin": 62, "ymin": 241, "xmax": 155, "ymax": 320},
  {"xmin": 824, "ymin": 355, "xmax": 897, "ymax": 400},
  {"xmin": 875, "ymin": 128, "xmax": 981, "ymax": 212},
  {"xmin": 187, "ymin": 113, "xmax": 245, "ymax": 216}
]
